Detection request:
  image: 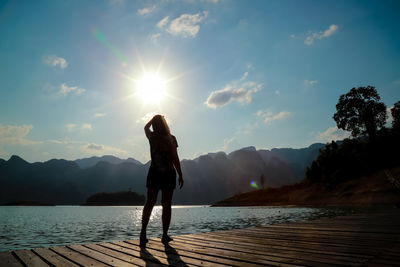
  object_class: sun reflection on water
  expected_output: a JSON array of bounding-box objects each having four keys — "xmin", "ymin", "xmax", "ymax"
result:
[{"xmin": 0, "ymin": 205, "xmax": 351, "ymax": 252}]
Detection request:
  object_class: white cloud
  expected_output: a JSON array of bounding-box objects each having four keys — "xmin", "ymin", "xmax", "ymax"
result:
[
  {"xmin": 86, "ymin": 143, "xmax": 103, "ymax": 150},
  {"xmin": 0, "ymin": 138, "xmax": 41, "ymax": 146},
  {"xmin": 304, "ymin": 24, "xmax": 338, "ymax": 46},
  {"xmin": 65, "ymin": 124, "xmax": 77, "ymax": 132},
  {"xmin": 138, "ymin": 5, "xmax": 156, "ymax": 15},
  {"xmin": 0, "ymin": 124, "xmax": 32, "ymax": 138},
  {"xmin": 93, "ymin": 113, "xmax": 106, "ymax": 118},
  {"xmin": 151, "ymin": 33, "xmax": 161, "ymax": 40},
  {"xmin": 59, "ymin": 83, "xmax": 85, "ymax": 96},
  {"xmin": 323, "ymin": 24, "xmax": 338, "ymax": 37},
  {"xmin": 157, "ymin": 16, "xmax": 169, "ymax": 28},
  {"xmin": 275, "ymin": 90, "xmax": 280, "ymax": 95},
  {"xmin": 290, "ymin": 34, "xmax": 296, "ymax": 39},
  {"xmin": 81, "ymin": 123, "xmax": 92, "ymax": 131},
  {"xmin": 257, "ymin": 110, "xmax": 290, "ymax": 124},
  {"xmin": 205, "ymin": 75, "xmax": 263, "ymax": 109},
  {"xmin": 48, "ymin": 139, "xmax": 72, "ymax": 145},
  {"xmin": 166, "ymin": 11, "xmax": 208, "ymax": 38},
  {"xmin": 240, "ymin": 72, "xmax": 248, "ymax": 81},
  {"xmin": 0, "ymin": 124, "xmax": 41, "ymax": 145},
  {"xmin": 66, "ymin": 123, "xmax": 92, "ymax": 132},
  {"xmin": 81, "ymin": 143, "xmax": 129, "ymax": 157},
  {"xmin": 316, "ymin": 126, "xmax": 350, "ymax": 142},
  {"xmin": 304, "ymin": 80, "xmax": 318, "ymax": 86},
  {"xmin": 43, "ymin": 55, "xmax": 68, "ymax": 69}
]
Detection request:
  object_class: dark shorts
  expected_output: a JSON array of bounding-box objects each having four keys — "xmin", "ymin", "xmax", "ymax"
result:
[{"xmin": 146, "ymin": 166, "xmax": 176, "ymax": 190}]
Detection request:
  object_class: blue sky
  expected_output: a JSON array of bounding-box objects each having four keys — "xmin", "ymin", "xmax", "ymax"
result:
[{"xmin": 0, "ymin": 0, "xmax": 399, "ymax": 163}]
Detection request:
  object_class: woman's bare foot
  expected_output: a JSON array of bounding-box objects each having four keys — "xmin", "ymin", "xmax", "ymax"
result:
[{"xmin": 161, "ymin": 235, "xmax": 173, "ymax": 244}]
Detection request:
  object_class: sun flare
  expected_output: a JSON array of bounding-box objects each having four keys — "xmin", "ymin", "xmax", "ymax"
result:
[{"xmin": 136, "ymin": 73, "xmax": 167, "ymax": 104}]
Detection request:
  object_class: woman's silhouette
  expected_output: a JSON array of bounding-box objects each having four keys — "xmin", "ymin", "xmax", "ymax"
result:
[{"xmin": 140, "ymin": 115, "xmax": 183, "ymax": 246}]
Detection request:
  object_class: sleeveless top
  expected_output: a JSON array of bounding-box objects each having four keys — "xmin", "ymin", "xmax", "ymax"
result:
[{"xmin": 148, "ymin": 132, "xmax": 178, "ymax": 173}]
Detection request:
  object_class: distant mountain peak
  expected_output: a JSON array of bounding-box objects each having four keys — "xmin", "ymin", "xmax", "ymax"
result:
[
  {"xmin": 74, "ymin": 155, "xmax": 143, "ymax": 169},
  {"xmin": 8, "ymin": 155, "xmax": 27, "ymax": 163},
  {"xmin": 240, "ymin": 146, "xmax": 256, "ymax": 151}
]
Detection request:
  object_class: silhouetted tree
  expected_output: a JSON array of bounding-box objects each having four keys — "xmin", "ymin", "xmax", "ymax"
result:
[
  {"xmin": 333, "ymin": 86, "xmax": 387, "ymax": 140},
  {"xmin": 392, "ymin": 101, "xmax": 400, "ymax": 132}
]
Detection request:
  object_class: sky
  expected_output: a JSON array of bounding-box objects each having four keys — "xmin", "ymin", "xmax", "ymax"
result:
[{"xmin": 0, "ymin": 0, "xmax": 399, "ymax": 163}]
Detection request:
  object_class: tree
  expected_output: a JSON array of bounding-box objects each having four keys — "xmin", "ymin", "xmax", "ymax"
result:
[
  {"xmin": 391, "ymin": 101, "xmax": 400, "ymax": 132},
  {"xmin": 333, "ymin": 86, "xmax": 387, "ymax": 140}
]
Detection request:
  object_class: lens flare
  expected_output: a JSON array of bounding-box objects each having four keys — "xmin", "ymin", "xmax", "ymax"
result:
[
  {"xmin": 93, "ymin": 29, "xmax": 127, "ymax": 67},
  {"xmin": 250, "ymin": 181, "xmax": 259, "ymax": 189}
]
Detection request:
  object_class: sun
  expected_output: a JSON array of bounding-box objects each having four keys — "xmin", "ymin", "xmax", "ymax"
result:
[{"xmin": 135, "ymin": 73, "xmax": 167, "ymax": 104}]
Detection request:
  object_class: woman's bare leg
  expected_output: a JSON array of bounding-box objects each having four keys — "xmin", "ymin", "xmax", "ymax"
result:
[
  {"xmin": 141, "ymin": 188, "xmax": 158, "ymax": 240},
  {"xmin": 161, "ymin": 189, "xmax": 174, "ymax": 239}
]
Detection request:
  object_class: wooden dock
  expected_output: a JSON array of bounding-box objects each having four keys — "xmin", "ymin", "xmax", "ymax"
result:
[{"xmin": 1, "ymin": 208, "xmax": 400, "ymax": 266}]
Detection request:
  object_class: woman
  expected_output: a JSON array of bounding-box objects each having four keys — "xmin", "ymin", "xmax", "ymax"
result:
[{"xmin": 140, "ymin": 115, "xmax": 183, "ymax": 246}]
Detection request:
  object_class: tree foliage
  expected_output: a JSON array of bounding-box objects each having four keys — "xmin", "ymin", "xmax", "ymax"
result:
[
  {"xmin": 333, "ymin": 86, "xmax": 387, "ymax": 140},
  {"xmin": 392, "ymin": 100, "xmax": 400, "ymax": 132},
  {"xmin": 305, "ymin": 130, "xmax": 400, "ymax": 190},
  {"xmin": 307, "ymin": 90, "xmax": 399, "ymax": 190}
]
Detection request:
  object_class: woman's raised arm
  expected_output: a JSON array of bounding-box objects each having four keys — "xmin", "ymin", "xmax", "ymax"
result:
[{"xmin": 144, "ymin": 119, "xmax": 153, "ymax": 138}]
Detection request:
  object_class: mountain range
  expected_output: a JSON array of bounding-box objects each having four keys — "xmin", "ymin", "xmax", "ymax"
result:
[{"xmin": 0, "ymin": 143, "xmax": 325, "ymax": 205}]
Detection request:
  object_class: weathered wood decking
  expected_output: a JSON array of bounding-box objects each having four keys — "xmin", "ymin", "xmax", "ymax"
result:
[{"xmin": 1, "ymin": 208, "xmax": 400, "ymax": 266}]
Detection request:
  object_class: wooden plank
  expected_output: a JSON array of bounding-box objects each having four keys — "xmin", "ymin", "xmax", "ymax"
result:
[
  {"xmin": 198, "ymin": 231, "xmax": 382, "ymax": 256},
  {"xmin": 88, "ymin": 243, "xmax": 170, "ymax": 267},
  {"xmin": 252, "ymin": 225, "xmax": 400, "ymax": 237},
  {"xmin": 238, "ymin": 227, "xmax": 396, "ymax": 241},
  {"xmin": 172, "ymin": 235, "xmax": 367, "ymax": 266},
  {"xmin": 209, "ymin": 229, "xmax": 393, "ymax": 248},
  {"xmin": 365, "ymin": 258, "xmax": 400, "ymax": 266},
  {"xmin": 207, "ymin": 231, "xmax": 385, "ymax": 251},
  {"xmin": 266, "ymin": 224, "xmax": 400, "ymax": 234},
  {"xmin": 122, "ymin": 240, "xmax": 265, "ymax": 267},
  {"xmin": 217, "ymin": 227, "xmax": 397, "ymax": 243},
  {"xmin": 177, "ymin": 233, "xmax": 373, "ymax": 259},
  {"xmin": 192, "ymin": 233, "xmax": 376, "ymax": 257},
  {"xmin": 83, "ymin": 244, "xmax": 143, "ymax": 267},
  {"xmin": 210, "ymin": 231, "xmax": 387, "ymax": 252},
  {"xmin": 0, "ymin": 251, "xmax": 24, "ymax": 267},
  {"xmin": 13, "ymin": 250, "xmax": 49, "ymax": 267},
  {"xmin": 175, "ymin": 234, "xmax": 370, "ymax": 264},
  {"xmin": 68, "ymin": 244, "xmax": 137, "ymax": 266},
  {"xmin": 114, "ymin": 240, "xmax": 238, "ymax": 267},
  {"xmin": 51, "ymin": 246, "xmax": 108, "ymax": 266},
  {"xmin": 132, "ymin": 239, "xmax": 318, "ymax": 267},
  {"xmin": 100, "ymin": 242, "xmax": 173, "ymax": 266},
  {"xmin": 289, "ymin": 221, "xmax": 400, "ymax": 226},
  {"xmin": 33, "ymin": 247, "xmax": 80, "ymax": 267},
  {"xmin": 234, "ymin": 227, "xmax": 399, "ymax": 242}
]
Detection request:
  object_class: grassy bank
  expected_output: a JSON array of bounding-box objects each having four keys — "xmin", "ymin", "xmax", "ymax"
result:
[{"xmin": 213, "ymin": 166, "xmax": 400, "ymax": 207}]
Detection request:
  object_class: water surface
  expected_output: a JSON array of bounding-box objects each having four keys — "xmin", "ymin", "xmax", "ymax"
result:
[{"xmin": 0, "ymin": 205, "xmax": 348, "ymax": 252}]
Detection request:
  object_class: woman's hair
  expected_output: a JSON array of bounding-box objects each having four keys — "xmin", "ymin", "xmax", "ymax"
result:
[{"xmin": 152, "ymin": 115, "xmax": 171, "ymax": 136}]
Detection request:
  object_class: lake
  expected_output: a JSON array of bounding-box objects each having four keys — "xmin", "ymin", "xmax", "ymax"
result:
[{"xmin": 0, "ymin": 205, "xmax": 349, "ymax": 252}]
